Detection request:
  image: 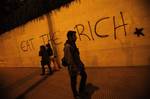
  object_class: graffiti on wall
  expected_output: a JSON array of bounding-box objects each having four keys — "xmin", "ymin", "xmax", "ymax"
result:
[
  {"xmin": 134, "ymin": 28, "xmax": 144, "ymax": 37},
  {"xmin": 19, "ymin": 12, "xmax": 144, "ymax": 52},
  {"xmin": 74, "ymin": 12, "xmax": 144, "ymax": 41},
  {"xmin": 20, "ymin": 32, "xmax": 62, "ymax": 52},
  {"xmin": 20, "ymin": 38, "xmax": 35, "ymax": 52}
]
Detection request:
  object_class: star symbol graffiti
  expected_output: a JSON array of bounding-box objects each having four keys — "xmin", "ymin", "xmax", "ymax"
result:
[{"xmin": 134, "ymin": 28, "xmax": 144, "ymax": 37}]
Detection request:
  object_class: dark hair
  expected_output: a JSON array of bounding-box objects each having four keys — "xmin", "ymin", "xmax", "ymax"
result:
[
  {"xmin": 40, "ymin": 45, "xmax": 45, "ymax": 49},
  {"xmin": 67, "ymin": 30, "xmax": 76, "ymax": 39},
  {"xmin": 46, "ymin": 43, "xmax": 50, "ymax": 47},
  {"xmin": 40, "ymin": 45, "xmax": 45, "ymax": 51}
]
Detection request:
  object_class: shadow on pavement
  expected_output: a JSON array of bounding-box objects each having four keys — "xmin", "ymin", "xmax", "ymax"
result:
[
  {"xmin": 0, "ymin": 88, "xmax": 9, "ymax": 99},
  {"xmin": 16, "ymin": 75, "xmax": 49, "ymax": 99},
  {"xmin": 80, "ymin": 83, "xmax": 99, "ymax": 99},
  {"xmin": 0, "ymin": 73, "xmax": 9, "ymax": 99}
]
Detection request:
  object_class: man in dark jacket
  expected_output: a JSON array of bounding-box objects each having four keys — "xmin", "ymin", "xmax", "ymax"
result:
[{"xmin": 63, "ymin": 31, "xmax": 87, "ymax": 99}]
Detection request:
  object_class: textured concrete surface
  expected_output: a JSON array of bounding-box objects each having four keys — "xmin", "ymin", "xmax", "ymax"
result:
[{"xmin": 0, "ymin": 66, "xmax": 150, "ymax": 99}]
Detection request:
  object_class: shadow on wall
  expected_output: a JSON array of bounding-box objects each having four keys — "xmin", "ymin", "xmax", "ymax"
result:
[{"xmin": 142, "ymin": 0, "xmax": 150, "ymax": 13}]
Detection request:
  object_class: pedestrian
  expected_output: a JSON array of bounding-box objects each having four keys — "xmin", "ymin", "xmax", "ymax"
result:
[
  {"xmin": 51, "ymin": 39, "xmax": 62, "ymax": 69},
  {"xmin": 46, "ymin": 42, "xmax": 61, "ymax": 71},
  {"xmin": 63, "ymin": 30, "xmax": 87, "ymax": 99},
  {"xmin": 39, "ymin": 45, "xmax": 52, "ymax": 75}
]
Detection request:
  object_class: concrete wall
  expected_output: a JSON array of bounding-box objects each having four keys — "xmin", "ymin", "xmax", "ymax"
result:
[{"xmin": 0, "ymin": 0, "xmax": 150, "ymax": 67}]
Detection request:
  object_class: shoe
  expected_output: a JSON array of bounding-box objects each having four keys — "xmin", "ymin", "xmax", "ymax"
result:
[
  {"xmin": 79, "ymin": 89, "xmax": 88, "ymax": 95},
  {"xmin": 40, "ymin": 73, "xmax": 45, "ymax": 76},
  {"xmin": 74, "ymin": 95, "xmax": 80, "ymax": 99},
  {"xmin": 47, "ymin": 72, "xmax": 53, "ymax": 75},
  {"xmin": 54, "ymin": 69, "xmax": 59, "ymax": 71}
]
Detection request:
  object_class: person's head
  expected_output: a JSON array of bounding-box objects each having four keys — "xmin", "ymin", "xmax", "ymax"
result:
[
  {"xmin": 40, "ymin": 45, "xmax": 46, "ymax": 51},
  {"xmin": 67, "ymin": 30, "xmax": 77, "ymax": 42},
  {"xmin": 46, "ymin": 43, "xmax": 50, "ymax": 48}
]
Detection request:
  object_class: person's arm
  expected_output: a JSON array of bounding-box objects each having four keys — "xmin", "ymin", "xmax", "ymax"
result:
[{"xmin": 64, "ymin": 44, "xmax": 75, "ymax": 66}]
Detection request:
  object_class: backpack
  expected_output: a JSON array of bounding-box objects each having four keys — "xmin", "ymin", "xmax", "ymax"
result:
[{"xmin": 61, "ymin": 57, "xmax": 69, "ymax": 67}]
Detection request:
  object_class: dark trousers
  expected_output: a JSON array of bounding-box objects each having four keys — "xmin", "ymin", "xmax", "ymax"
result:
[
  {"xmin": 70, "ymin": 70, "xmax": 87, "ymax": 97},
  {"xmin": 41, "ymin": 64, "xmax": 52, "ymax": 74}
]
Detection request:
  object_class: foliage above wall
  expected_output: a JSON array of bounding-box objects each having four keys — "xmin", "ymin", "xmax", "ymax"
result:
[{"xmin": 0, "ymin": 0, "xmax": 77, "ymax": 34}]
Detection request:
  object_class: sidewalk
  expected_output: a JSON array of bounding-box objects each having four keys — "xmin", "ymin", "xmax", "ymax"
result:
[{"xmin": 0, "ymin": 66, "xmax": 150, "ymax": 99}]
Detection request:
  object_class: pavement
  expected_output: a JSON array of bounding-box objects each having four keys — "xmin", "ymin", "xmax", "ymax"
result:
[{"xmin": 0, "ymin": 66, "xmax": 150, "ymax": 99}]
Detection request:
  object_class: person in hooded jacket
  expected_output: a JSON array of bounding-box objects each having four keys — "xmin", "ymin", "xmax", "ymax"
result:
[{"xmin": 63, "ymin": 30, "xmax": 87, "ymax": 99}]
